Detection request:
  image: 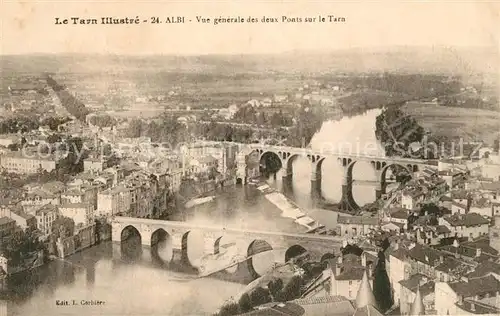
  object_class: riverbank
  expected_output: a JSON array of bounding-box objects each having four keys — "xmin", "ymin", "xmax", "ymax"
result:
[{"xmin": 255, "ymin": 183, "xmax": 330, "ymax": 234}]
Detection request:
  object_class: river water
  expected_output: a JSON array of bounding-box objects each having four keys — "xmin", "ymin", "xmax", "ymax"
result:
[
  {"xmin": 268, "ymin": 108, "xmax": 386, "ymax": 208},
  {"xmin": 1, "ymin": 109, "xmax": 385, "ymax": 316}
]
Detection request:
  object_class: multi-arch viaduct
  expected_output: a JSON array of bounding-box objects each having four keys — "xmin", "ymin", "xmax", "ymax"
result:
[
  {"xmin": 238, "ymin": 144, "xmax": 433, "ymax": 210},
  {"xmin": 111, "ymin": 216, "xmax": 343, "ymax": 268}
]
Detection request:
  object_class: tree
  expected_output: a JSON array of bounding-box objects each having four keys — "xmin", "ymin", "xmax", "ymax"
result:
[
  {"xmin": 51, "ymin": 216, "xmax": 75, "ymax": 240},
  {"xmin": 0, "ymin": 228, "xmax": 44, "ymax": 266},
  {"xmin": 420, "ymin": 203, "xmax": 442, "ymax": 217},
  {"xmin": 268, "ymin": 278, "xmax": 284, "ymax": 300},
  {"xmin": 381, "ymin": 238, "xmax": 391, "ymax": 252},
  {"xmin": 341, "ymin": 244, "xmax": 363, "ymax": 256},
  {"xmin": 301, "ymin": 262, "xmax": 324, "ymax": 281},
  {"xmin": 47, "ymin": 134, "xmax": 62, "ymax": 144},
  {"xmin": 58, "ymin": 137, "xmax": 85, "ymax": 175},
  {"xmin": 238, "ymin": 293, "xmax": 252, "ymax": 313},
  {"xmin": 217, "ymin": 302, "xmax": 240, "ymax": 316},
  {"xmin": 281, "ymin": 276, "xmax": 303, "ymax": 301},
  {"xmin": 250, "ymin": 287, "xmax": 272, "ymax": 307},
  {"xmin": 372, "ymin": 251, "xmax": 393, "ymax": 312},
  {"xmin": 7, "ymin": 143, "xmax": 20, "ymax": 151},
  {"xmin": 89, "ymin": 114, "xmax": 116, "ymax": 128}
]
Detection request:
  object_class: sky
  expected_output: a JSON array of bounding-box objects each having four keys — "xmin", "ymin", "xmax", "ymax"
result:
[{"xmin": 1, "ymin": 1, "xmax": 499, "ymax": 55}]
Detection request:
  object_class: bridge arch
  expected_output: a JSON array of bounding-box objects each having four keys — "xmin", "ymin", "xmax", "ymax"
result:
[
  {"xmin": 150, "ymin": 228, "xmax": 173, "ymax": 262},
  {"xmin": 320, "ymin": 252, "xmax": 336, "ymax": 267},
  {"xmin": 214, "ymin": 236, "xmax": 223, "ymax": 255},
  {"xmin": 119, "ymin": 225, "xmax": 143, "ymax": 261},
  {"xmin": 247, "ymin": 239, "xmax": 273, "ymax": 257},
  {"xmin": 342, "ymin": 159, "xmax": 372, "ymax": 210},
  {"xmin": 181, "ymin": 230, "xmax": 206, "ymax": 267},
  {"xmin": 316, "ymin": 157, "xmax": 326, "ymax": 175},
  {"xmin": 181, "ymin": 231, "xmax": 190, "ymax": 263},
  {"xmin": 247, "ymin": 239, "xmax": 274, "ymax": 278},
  {"xmin": 120, "ymin": 225, "xmax": 142, "ymax": 243},
  {"xmin": 381, "ymin": 163, "xmax": 412, "ymax": 180},
  {"xmin": 286, "ymin": 154, "xmax": 301, "ymax": 177},
  {"xmin": 285, "ymin": 244, "xmax": 308, "ymax": 263},
  {"xmin": 259, "ymin": 151, "xmax": 283, "ymax": 175},
  {"xmin": 380, "ymin": 163, "xmax": 413, "ymax": 191}
]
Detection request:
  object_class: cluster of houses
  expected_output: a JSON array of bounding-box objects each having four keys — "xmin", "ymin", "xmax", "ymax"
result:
[
  {"xmin": 308, "ymin": 141, "xmax": 500, "ymax": 315},
  {"xmin": 0, "ymin": 127, "xmax": 241, "ymax": 271},
  {"xmin": 294, "ymin": 224, "xmax": 500, "ymax": 315},
  {"xmin": 212, "ymin": 81, "xmax": 345, "ymax": 122}
]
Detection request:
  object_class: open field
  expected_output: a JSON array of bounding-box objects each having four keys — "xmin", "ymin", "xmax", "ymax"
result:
[
  {"xmin": 402, "ymin": 103, "xmax": 500, "ymax": 145},
  {"xmin": 105, "ymin": 107, "xmax": 165, "ymax": 119}
]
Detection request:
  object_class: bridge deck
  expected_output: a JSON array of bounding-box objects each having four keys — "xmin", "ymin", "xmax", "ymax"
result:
[
  {"xmin": 247, "ymin": 144, "xmax": 431, "ymax": 164},
  {"xmin": 113, "ymin": 217, "xmax": 341, "ymax": 242}
]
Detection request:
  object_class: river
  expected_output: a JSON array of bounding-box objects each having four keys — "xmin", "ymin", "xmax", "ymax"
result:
[
  {"xmin": 267, "ymin": 108, "xmax": 387, "ymax": 208},
  {"xmin": 1, "ymin": 109, "xmax": 385, "ymax": 316}
]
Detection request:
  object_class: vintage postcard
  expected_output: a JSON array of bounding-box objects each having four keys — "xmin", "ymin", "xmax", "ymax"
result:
[{"xmin": 0, "ymin": 1, "xmax": 499, "ymax": 315}]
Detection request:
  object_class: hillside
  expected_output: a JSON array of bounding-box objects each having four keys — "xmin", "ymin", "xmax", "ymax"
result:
[
  {"xmin": 1, "ymin": 46, "xmax": 498, "ymax": 76},
  {"xmin": 402, "ymin": 103, "xmax": 500, "ymax": 145}
]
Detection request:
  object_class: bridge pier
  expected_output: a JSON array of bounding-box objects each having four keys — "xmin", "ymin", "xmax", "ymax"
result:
[
  {"xmin": 311, "ymin": 171, "xmax": 322, "ymax": 200},
  {"xmin": 112, "ymin": 242, "xmax": 121, "ymax": 258},
  {"xmin": 308, "ymin": 156, "xmax": 324, "ymax": 201},
  {"xmin": 142, "ymin": 234, "xmax": 152, "ymax": 247},
  {"xmin": 282, "ymin": 172, "xmax": 293, "ymax": 194},
  {"xmin": 340, "ymin": 182, "xmax": 349, "ymax": 210},
  {"xmin": 171, "ymin": 234, "xmax": 182, "ymax": 262},
  {"xmin": 111, "ymin": 223, "xmax": 121, "ymax": 244},
  {"xmin": 204, "ymin": 236, "xmax": 219, "ymax": 256},
  {"xmin": 282, "ymin": 171, "xmax": 292, "ymax": 182},
  {"xmin": 340, "ymin": 175, "xmax": 359, "ymax": 211},
  {"xmin": 375, "ymin": 181, "xmax": 388, "ymax": 200}
]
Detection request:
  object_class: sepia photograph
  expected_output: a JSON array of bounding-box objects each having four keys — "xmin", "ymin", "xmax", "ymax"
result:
[{"xmin": 0, "ymin": 1, "xmax": 499, "ymax": 315}]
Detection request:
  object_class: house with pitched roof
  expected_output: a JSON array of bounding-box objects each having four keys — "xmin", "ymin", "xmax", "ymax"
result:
[
  {"xmin": 401, "ymin": 189, "xmax": 425, "ymax": 210},
  {"xmin": 438, "ymin": 213, "xmax": 489, "ymax": 240},
  {"xmin": 328, "ymin": 252, "xmax": 377, "ymax": 301},
  {"xmin": 399, "ymin": 274, "xmax": 435, "ymax": 314},
  {"xmin": 439, "ymin": 238, "xmax": 499, "ymax": 264},
  {"xmin": 293, "ymin": 296, "xmax": 355, "ymax": 316},
  {"xmin": 337, "ymin": 215, "xmax": 378, "ymax": 237},
  {"xmin": 435, "ymin": 275, "xmax": 500, "ymax": 315},
  {"xmin": 35, "ymin": 203, "xmax": 59, "ymax": 237},
  {"xmin": 21, "ymin": 189, "xmax": 60, "ymax": 214}
]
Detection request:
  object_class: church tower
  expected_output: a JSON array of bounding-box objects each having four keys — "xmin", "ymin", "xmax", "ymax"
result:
[
  {"xmin": 356, "ymin": 270, "xmax": 377, "ymax": 309},
  {"xmin": 409, "ymin": 286, "xmax": 425, "ymax": 315}
]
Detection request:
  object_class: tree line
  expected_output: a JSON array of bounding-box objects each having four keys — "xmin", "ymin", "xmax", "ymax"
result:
[
  {"xmin": 0, "ymin": 116, "xmax": 70, "ymax": 135},
  {"xmin": 46, "ymin": 76, "xmax": 90, "ymax": 121},
  {"xmin": 216, "ymin": 276, "xmax": 304, "ymax": 316},
  {"xmin": 0, "ymin": 228, "xmax": 46, "ymax": 267},
  {"xmin": 123, "ymin": 107, "xmax": 324, "ymax": 148},
  {"xmin": 232, "ymin": 106, "xmax": 295, "ymax": 127},
  {"xmin": 375, "ymin": 107, "xmax": 426, "ymax": 158}
]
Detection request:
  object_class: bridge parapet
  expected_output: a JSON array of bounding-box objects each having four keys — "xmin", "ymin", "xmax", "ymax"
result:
[
  {"xmin": 111, "ymin": 217, "xmax": 343, "ymax": 258},
  {"xmin": 246, "ymin": 143, "xmax": 429, "ymax": 164}
]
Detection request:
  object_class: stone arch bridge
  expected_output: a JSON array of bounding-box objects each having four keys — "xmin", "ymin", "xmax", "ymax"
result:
[
  {"xmin": 239, "ymin": 143, "xmax": 434, "ymax": 210},
  {"xmin": 112, "ymin": 216, "xmax": 343, "ymax": 266}
]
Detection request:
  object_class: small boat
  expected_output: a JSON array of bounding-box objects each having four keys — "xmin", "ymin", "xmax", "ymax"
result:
[{"xmin": 185, "ymin": 196, "xmax": 216, "ymax": 208}]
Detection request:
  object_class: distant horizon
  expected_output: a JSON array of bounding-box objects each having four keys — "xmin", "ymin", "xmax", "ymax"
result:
[{"xmin": 1, "ymin": 44, "xmax": 498, "ymax": 57}]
